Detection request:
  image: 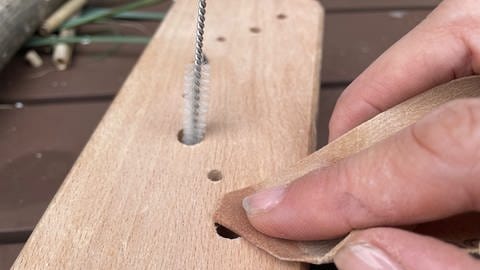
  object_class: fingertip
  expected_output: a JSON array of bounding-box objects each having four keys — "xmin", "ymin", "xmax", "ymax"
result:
[
  {"xmin": 242, "ymin": 185, "xmax": 287, "ymax": 216},
  {"xmin": 336, "ymin": 228, "xmax": 480, "ymax": 270},
  {"xmin": 242, "ymin": 168, "xmax": 353, "ymax": 240},
  {"xmin": 334, "ymin": 241, "xmax": 403, "ymax": 270}
]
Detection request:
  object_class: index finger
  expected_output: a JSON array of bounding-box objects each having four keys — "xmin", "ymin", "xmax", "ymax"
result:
[
  {"xmin": 329, "ymin": 0, "xmax": 480, "ymax": 141},
  {"xmin": 243, "ymin": 99, "xmax": 480, "ymax": 240}
]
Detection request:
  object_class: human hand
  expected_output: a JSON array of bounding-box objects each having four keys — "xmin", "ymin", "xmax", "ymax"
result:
[{"xmin": 242, "ymin": 0, "xmax": 480, "ymax": 269}]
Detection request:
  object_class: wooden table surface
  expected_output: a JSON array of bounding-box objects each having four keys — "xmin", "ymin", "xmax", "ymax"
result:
[{"xmin": 0, "ymin": 1, "xmax": 439, "ymax": 269}]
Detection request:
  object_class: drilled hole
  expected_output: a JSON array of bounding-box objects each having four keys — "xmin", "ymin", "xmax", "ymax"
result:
[
  {"xmin": 207, "ymin": 170, "xmax": 223, "ymax": 182},
  {"xmin": 277, "ymin": 14, "xmax": 287, "ymax": 20},
  {"xmin": 249, "ymin": 27, "xmax": 261, "ymax": 33},
  {"xmin": 177, "ymin": 129, "xmax": 184, "ymax": 142},
  {"xmin": 177, "ymin": 129, "xmax": 203, "ymax": 146},
  {"xmin": 215, "ymin": 223, "xmax": 239, "ymax": 239},
  {"xmin": 216, "ymin": 36, "xmax": 226, "ymax": 42},
  {"xmin": 309, "ymin": 263, "xmax": 337, "ymax": 270}
]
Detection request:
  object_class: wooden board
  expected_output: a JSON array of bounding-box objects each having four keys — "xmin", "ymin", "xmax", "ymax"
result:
[
  {"xmin": 0, "ymin": 244, "xmax": 23, "ymax": 270},
  {"xmin": 13, "ymin": 0, "xmax": 324, "ymax": 268},
  {"xmin": 0, "ymin": 102, "xmax": 109, "ymax": 239},
  {"xmin": 320, "ymin": 0, "xmax": 439, "ymax": 11},
  {"xmin": 322, "ymin": 10, "xmax": 429, "ymax": 83}
]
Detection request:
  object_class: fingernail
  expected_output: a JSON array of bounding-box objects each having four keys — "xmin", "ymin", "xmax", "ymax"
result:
[
  {"xmin": 242, "ymin": 185, "xmax": 287, "ymax": 215},
  {"xmin": 334, "ymin": 243, "xmax": 403, "ymax": 270}
]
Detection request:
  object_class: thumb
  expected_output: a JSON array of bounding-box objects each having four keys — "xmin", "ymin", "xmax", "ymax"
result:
[
  {"xmin": 242, "ymin": 99, "xmax": 480, "ymax": 240},
  {"xmin": 333, "ymin": 228, "xmax": 480, "ymax": 270}
]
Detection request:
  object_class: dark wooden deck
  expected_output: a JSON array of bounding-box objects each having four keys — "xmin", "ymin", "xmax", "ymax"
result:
[{"xmin": 0, "ymin": 1, "xmax": 440, "ymax": 268}]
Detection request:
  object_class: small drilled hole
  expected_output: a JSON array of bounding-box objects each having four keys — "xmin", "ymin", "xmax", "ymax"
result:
[
  {"xmin": 207, "ymin": 170, "xmax": 223, "ymax": 181},
  {"xmin": 277, "ymin": 14, "xmax": 287, "ymax": 20},
  {"xmin": 216, "ymin": 36, "xmax": 226, "ymax": 42},
  {"xmin": 250, "ymin": 27, "xmax": 261, "ymax": 33},
  {"xmin": 215, "ymin": 223, "xmax": 239, "ymax": 239},
  {"xmin": 177, "ymin": 129, "xmax": 184, "ymax": 142}
]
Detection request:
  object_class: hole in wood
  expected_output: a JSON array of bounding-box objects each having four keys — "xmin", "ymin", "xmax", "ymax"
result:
[
  {"xmin": 249, "ymin": 27, "xmax": 261, "ymax": 33},
  {"xmin": 309, "ymin": 263, "xmax": 337, "ymax": 270},
  {"xmin": 215, "ymin": 223, "xmax": 239, "ymax": 239},
  {"xmin": 207, "ymin": 170, "xmax": 223, "ymax": 181},
  {"xmin": 216, "ymin": 36, "xmax": 226, "ymax": 42},
  {"xmin": 177, "ymin": 129, "xmax": 184, "ymax": 142},
  {"xmin": 277, "ymin": 14, "xmax": 287, "ymax": 20},
  {"xmin": 177, "ymin": 129, "xmax": 203, "ymax": 146}
]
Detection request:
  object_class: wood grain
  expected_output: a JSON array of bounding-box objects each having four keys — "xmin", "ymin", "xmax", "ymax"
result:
[{"xmin": 13, "ymin": 0, "xmax": 324, "ymax": 268}]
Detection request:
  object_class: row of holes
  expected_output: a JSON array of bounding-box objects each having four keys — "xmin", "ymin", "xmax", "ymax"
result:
[
  {"xmin": 216, "ymin": 13, "xmax": 287, "ymax": 42},
  {"xmin": 177, "ymin": 13, "xmax": 289, "ymax": 241},
  {"xmin": 176, "ymin": 131, "xmax": 237, "ymax": 238}
]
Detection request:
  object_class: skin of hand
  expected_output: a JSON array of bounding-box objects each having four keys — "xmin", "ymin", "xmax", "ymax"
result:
[{"xmin": 242, "ymin": 0, "xmax": 480, "ymax": 269}]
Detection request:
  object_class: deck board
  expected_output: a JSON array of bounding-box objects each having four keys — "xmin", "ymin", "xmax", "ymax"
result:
[
  {"xmin": 321, "ymin": 0, "xmax": 439, "ymax": 11},
  {"xmin": 322, "ymin": 10, "xmax": 429, "ymax": 83},
  {"xmin": 316, "ymin": 87, "xmax": 344, "ymax": 148},
  {"xmin": 0, "ymin": 102, "xmax": 109, "ymax": 239},
  {"xmin": 0, "ymin": 244, "xmax": 23, "ymax": 270},
  {"xmin": 0, "ymin": 24, "xmax": 161, "ymax": 102}
]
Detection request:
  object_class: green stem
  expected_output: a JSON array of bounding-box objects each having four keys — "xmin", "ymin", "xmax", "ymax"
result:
[
  {"xmin": 62, "ymin": 0, "xmax": 165, "ymax": 30},
  {"xmin": 91, "ymin": 9, "xmax": 165, "ymax": 21},
  {"xmin": 25, "ymin": 35, "xmax": 150, "ymax": 47}
]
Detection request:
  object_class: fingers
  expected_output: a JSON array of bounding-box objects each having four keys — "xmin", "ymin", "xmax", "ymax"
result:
[
  {"xmin": 334, "ymin": 227, "xmax": 480, "ymax": 270},
  {"xmin": 242, "ymin": 99, "xmax": 480, "ymax": 240},
  {"xmin": 329, "ymin": 0, "xmax": 480, "ymax": 140}
]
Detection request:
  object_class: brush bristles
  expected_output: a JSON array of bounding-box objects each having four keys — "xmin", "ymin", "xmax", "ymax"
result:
[{"xmin": 182, "ymin": 64, "xmax": 210, "ymax": 145}]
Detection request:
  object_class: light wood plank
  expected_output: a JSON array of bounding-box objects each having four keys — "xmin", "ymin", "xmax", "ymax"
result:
[{"xmin": 13, "ymin": 0, "xmax": 324, "ymax": 269}]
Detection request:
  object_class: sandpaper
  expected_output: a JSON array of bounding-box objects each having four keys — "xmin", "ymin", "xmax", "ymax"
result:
[{"xmin": 214, "ymin": 76, "xmax": 480, "ymax": 264}]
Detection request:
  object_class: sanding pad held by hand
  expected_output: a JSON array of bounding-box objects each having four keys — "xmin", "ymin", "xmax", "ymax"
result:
[
  {"xmin": 214, "ymin": 76, "xmax": 480, "ymax": 264},
  {"xmin": 213, "ymin": 185, "xmax": 349, "ymax": 264}
]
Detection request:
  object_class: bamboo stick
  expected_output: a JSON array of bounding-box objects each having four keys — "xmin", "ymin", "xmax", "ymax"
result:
[
  {"xmin": 0, "ymin": 0, "xmax": 65, "ymax": 71},
  {"xmin": 24, "ymin": 50, "xmax": 43, "ymax": 68},
  {"xmin": 40, "ymin": 0, "xmax": 87, "ymax": 36},
  {"xmin": 52, "ymin": 29, "xmax": 76, "ymax": 71}
]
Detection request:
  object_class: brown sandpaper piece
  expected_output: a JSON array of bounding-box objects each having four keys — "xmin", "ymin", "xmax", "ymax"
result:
[{"xmin": 214, "ymin": 76, "xmax": 480, "ymax": 264}]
